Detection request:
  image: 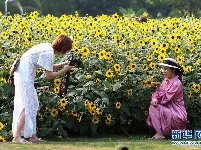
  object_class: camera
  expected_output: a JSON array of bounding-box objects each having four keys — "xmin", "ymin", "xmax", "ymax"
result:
[
  {"xmin": 68, "ymin": 55, "xmax": 82, "ymax": 66},
  {"xmin": 60, "ymin": 55, "xmax": 82, "ymax": 97}
]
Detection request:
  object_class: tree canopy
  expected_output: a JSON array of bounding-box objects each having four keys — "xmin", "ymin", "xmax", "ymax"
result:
[{"xmin": 0, "ymin": 0, "xmax": 201, "ymax": 17}]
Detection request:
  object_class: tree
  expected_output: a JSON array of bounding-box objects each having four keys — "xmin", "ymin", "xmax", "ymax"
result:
[
  {"xmin": 5, "ymin": 0, "xmax": 42, "ymax": 15},
  {"xmin": 146, "ymin": 0, "xmax": 201, "ymax": 17}
]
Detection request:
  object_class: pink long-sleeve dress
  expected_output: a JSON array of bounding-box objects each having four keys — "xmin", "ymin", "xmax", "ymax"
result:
[{"xmin": 146, "ymin": 75, "xmax": 188, "ymax": 137}]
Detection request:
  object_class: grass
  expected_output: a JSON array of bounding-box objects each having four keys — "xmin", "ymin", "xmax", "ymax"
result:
[{"xmin": 0, "ymin": 134, "xmax": 200, "ymax": 150}]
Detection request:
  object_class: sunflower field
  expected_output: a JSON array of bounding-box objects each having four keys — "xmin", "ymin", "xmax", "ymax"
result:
[{"xmin": 0, "ymin": 11, "xmax": 201, "ymax": 142}]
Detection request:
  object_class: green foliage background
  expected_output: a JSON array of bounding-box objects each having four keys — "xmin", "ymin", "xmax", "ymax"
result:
[
  {"xmin": 0, "ymin": 11, "xmax": 201, "ymax": 141},
  {"xmin": 1, "ymin": 0, "xmax": 201, "ymax": 18}
]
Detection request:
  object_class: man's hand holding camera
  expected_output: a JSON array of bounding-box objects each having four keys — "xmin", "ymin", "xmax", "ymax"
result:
[
  {"xmin": 61, "ymin": 55, "xmax": 82, "ymax": 96},
  {"xmin": 63, "ymin": 61, "xmax": 77, "ymax": 72}
]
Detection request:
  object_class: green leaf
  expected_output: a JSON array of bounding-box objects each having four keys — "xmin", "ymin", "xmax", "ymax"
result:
[
  {"xmin": 66, "ymin": 116, "xmax": 75, "ymax": 129},
  {"xmin": 121, "ymin": 102, "xmax": 130, "ymax": 115},
  {"xmin": 53, "ymin": 121, "xmax": 59, "ymax": 128},
  {"xmin": 102, "ymin": 98, "xmax": 109, "ymax": 105},
  {"xmin": 1, "ymin": 130, "xmax": 8, "ymax": 137},
  {"xmin": 75, "ymin": 96, "xmax": 83, "ymax": 103},
  {"xmin": 103, "ymin": 81, "xmax": 111, "ymax": 90},
  {"xmin": 39, "ymin": 128, "xmax": 54, "ymax": 136},
  {"xmin": 113, "ymin": 82, "xmax": 121, "ymax": 91},
  {"xmin": 68, "ymin": 92, "xmax": 76, "ymax": 96},
  {"xmin": 120, "ymin": 124, "xmax": 129, "ymax": 134},
  {"xmin": 133, "ymin": 108, "xmax": 142, "ymax": 121},
  {"xmin": 75, "ymin": 74, "xmax": 85, "ymax": 81},
  {"xmin": 89, "ymin": 122, "xmax": 97, "ymax": 133},
  {"xmin": 95, "ymin": 70, "xmax": 103, "ymax": 75},
  {"xmin": 73, "ymin": 122, "xmax": 80, "ymax": 132},
  {"xmin": 79, "ymin": 122, "xmax": 88, "ymax": 134},
  {"xmin": 58, "ymin": 125, "xmax": 68, "ymax": 137},
  {"xmin": 75, "ymin": 101, "xmax": 83, "ymax": 111},
  {"xmin": 59, "ymin": 120, "xmax": 66, "ymax": 124}
]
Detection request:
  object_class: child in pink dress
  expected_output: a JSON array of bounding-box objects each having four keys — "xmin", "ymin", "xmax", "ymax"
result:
[{"xmin": 146, "ymin": 58, "xmax": 188, "ymax": 139}]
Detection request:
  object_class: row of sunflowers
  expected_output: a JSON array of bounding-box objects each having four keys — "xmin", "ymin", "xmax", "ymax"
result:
[{"xmin": 0, "ymin": 11, "xmax": 201, "ymax": 142}]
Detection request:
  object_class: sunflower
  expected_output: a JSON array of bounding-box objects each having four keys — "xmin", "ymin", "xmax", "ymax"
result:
[
  {"xmin": 147, "ymin": 55, "xmax": 153, "ymax": 61},
  {"xmin": 192, "ymin": 83, "xmax": 200, "ymax": 93},
  {"xmin": 81, "ymin": 46, "xmax": 90, "ymax": 57},
  {"xmin": 196, "ymin": 59, "xmax": 201, "ymax": 65},
  {"xmin": 159, "ymin": 49, "xmax": 166, "ymax": 56},
  {"xmin": 112, "ymin": 34, "xmax": 117, "ymax": 41},
  {"xmin": 92, "ymin": 116, "xmax": 100, "ymax": 124},
  {"xmin": 105, "ymin": 119, "xmax": 111, "ymax": 125},
  {"xmin": 84, "ymin": 99, "xmax": 89, "ymax": 107},
  {"xmin": 0, "ymin": 122, "xmax": 4, "ymax": 131},
  {"xmin": 125, "ymin": 51, "xmax": 131, "ymax": 56},
  {"xmin": 187, "ymin": 37, "xmax": 194, "ymax": 44},
  {"xmin": 105, "ymin": 69, "xmax": 113, "ymax": 78},
  {"xmin": 141, "ymin": 80, "xmax": 146, "ymax": 86},
  {"xmin": 88, "ymin": 102, "xmax": 96, "ymax": 110},
  {"xmin": 174, "ymin": 47, "xmax": 180, "ymax": 54},
  {"xmin": 98, "ymin": 50, "xmax": 106, "ymax": 59},
  {"xmin": 38, "ymin": 114, "xmax": 43, "ymax": 121},
  {"xmin": 160, "ymin": 42, "xmax": 169, "ymax": 49},
  {"xmin": 138, "ymin": 39, "xmax": 145, "ymax": 46},
  {"xmin": 0, "ymin": 136, "xmax": 6, "ymax": 142},
  {"xmin": 51, "ymin": 109, "xmax": 58, "ymax": 117},
  {"xmin": 60, "ymin": 98, "xmax": 68, "ymax": 106},
  {"xmin": 9, "ymin": 130, "xmax": 12, "ymax": 136},
  {"xmin": 43, "ymin": 86, "xmax": 49, "ymax": 93},
  {"xmin": 116, "ymin": 102, "xmax": 121, "ymax": 109},
  {"xmin": 177, "ymin": 55, "xmax": 184, "ymax": 64},
  {"xmin": 128, "ymin": 54, "xmax": 135, "ymax": 62},
  {"xmin": 73, "ymin": 46, "xmax": 81, "ymax": 54},
  {"xmin": 149, "ymin": 62, "xmax": 156, "ymax": 69},
  {"xmin": 54, "ymin": 79, "xmax": 61, "ymax": 87},
  {"xmin": 150, "ymin": 39, "xmax": 158, "ymax": 48},
  {"xmin": 169, "ymin": 34, "xmax": 177, "ymax": 42},
  {"xmin": 71, "ymin": 111, "xmax": 78, "ymax": 117},
  {"xmin": 113, "ymin": 13, "xmax": 119, "ymax": 20},
  {"xmin": 44, "ymin": 107, "xmax": 50, "ymax": 113},
  {"xmin": 86, "ymin": 74, "xmax": 92, "ymax": 80},
  {"xmin": 96, "ymin": 78, "xmax": 101, "ymax": 84},
  {"xmin": 153, "ymin": 47, "xmax": 159, "ymax": 53},
  {"xmin": 89, "ymin": 109, "xmax": 96, "ymax": 116},
  {"xmin": 127, "ymin": 89, "xmax": 132, "ymax": 96},
  {"xmin": 59, "ymin": 105, "xmax": 66, "ymax": 111},
  {"xmin": 54, "ymin": 87, "xmax": 60, "ymax": 94},
  {"xmin": 146, "ymin": 81, "xmax": 152, "ymax": 88},
  {"xmin": 142, "ymin": 65, "xmax": 148, "ymax": 71},
  {"xmin": 128, "ymin": 120, "xmax": 132, "ymax": 125},
  {"xmin": 130, "ymin": 63, "xmax": 137, "ymax": 70},
  {"xmin": 188, "ymin": 91, "xmax": 192, "ymax": 98},
  {"xmin": 105, "ymin": 52, "xmax": 111, "ymax": 60},
  {"xmin": 95, "ymin": 28, "xmax": 102, "ymax": 36},
  {"xmin": 114, "ymin": 64, "xmax": 121, "ymax": 72},
  {"xmin": 110, "ymin": 59, "xmax": 114, "ymax": 64},
  {"xmin": 107, "ymin": 114, "xmax": 112, "ymax": 120},
  {"xmin": 96, "ymin": 108, "xmax": 103, "ymax": 115},
  {"xmin": 158, "ymin": 55, "xmax": 165, "ymax": 62},
  {"xmin": 160, "ymin": 22, "xmax": 167, "ymax": 29},
  {"xmin": 77, "ymin": 115, "xmax": 82, "ymax": 122},
  {"xmin": 0, "ymin": 78, "xmax": 6, "ymax": 84},
  {"xmin": 126, "ymin": 65, "xmax": 131, "ymax": 71},
  {"xmin": 184, "ymin": 66, "xmax": 192, "ymax": 73}
]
